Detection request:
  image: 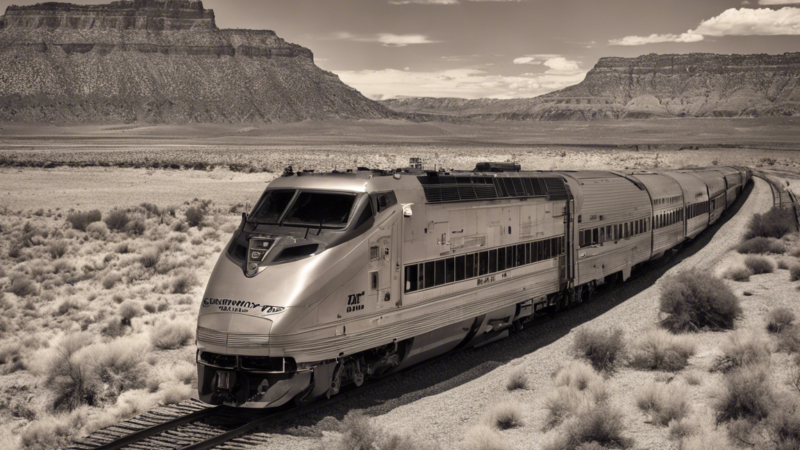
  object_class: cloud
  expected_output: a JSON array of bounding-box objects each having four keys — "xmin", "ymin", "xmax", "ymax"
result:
[
  {"xmin": 334, "ymin": 65, "xmax": 586, "ymax": 99},
  {"xmin": 609, "ymin": 32, "xmax": 704, "ymax": 45},
  {"xmin": 609, "ymin": 7, "xmax": 800, "ymax": 45},
  {"xmin": 332, "ymin": 32, "xmax": 439, "ymax": 47},
  {"xmin": 512, "ymin": 54, "xmax": 561, "ymax": 65},
  {"xmin": 543, "ymin": 57, "xmax": 580, "ymax": 72}
]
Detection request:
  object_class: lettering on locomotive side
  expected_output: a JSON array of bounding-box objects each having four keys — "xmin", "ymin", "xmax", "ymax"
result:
[
  {"xmin": 477, "ymin": 273, "xmax": 507, "ymax": 286},
  {"xmin": 201, "ymin": 298, "xmax": 285, "ymax": 315},
  {"xmin": 346, "ymin": 291, "xmax": 365, "ymax": 313}
]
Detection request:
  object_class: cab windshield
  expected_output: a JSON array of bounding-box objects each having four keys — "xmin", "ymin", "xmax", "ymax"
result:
[{"xmin": 250, "ymin": 189, "xmax": 358, "ymax": 229}]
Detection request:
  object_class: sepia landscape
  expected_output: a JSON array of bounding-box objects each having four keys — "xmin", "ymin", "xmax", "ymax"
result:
[{"xmin": 1, "ymin": 1, "xmax": 800, "ymax": 450}]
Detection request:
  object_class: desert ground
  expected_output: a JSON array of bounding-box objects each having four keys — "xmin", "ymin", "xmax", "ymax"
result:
[{"xmin": 0, "ymin": 119, "xmax": 799, "ymax": 450}]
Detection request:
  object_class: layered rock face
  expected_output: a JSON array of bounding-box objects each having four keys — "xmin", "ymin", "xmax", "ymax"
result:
[
  {"xmin": 382, "ymin": 53, "xmax": 800, "ymax": 120},
  {"xmin": 0, "ymin": 1, "xmax": 392, "ymax": 123}
]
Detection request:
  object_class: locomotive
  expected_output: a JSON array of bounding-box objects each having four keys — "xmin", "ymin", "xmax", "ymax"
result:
[{"xmin": 196, "ymin": 162, "xmax": 752, "ymax": 408}]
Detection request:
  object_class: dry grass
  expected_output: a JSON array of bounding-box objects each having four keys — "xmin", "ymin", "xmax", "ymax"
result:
[
  {"xmin": 635, "ymin": 381, "xmax": 690, "ymax": 426},
  {"xmin": 572, "ymin": 328, "xmax": 626, "ymax": 373},
  {"xmin": 790, "ymin": 264, "xmax": 800, "ymax": 282},
  {"xmin": 543, "ymin": 405, "xmax": 633, "ymax": 450},
  {"xmin": 713, "ymin": 330, "xmax": 771, "ymax": 372},
  {"xmin": 544, "ymin": 362, "xmax": 608, "ymax": 430},
  {"xmin": 150, "ymin": 319, "xmax": 194, "ymax": 350},
  {"xmin": 659, "ymin": 271, "xmax": 742, "ymax": 333},
  {"xmin": 482, "ymin": 401, "xmax": 524, "ymax": 430},
  {"xmin": 505, "ymin": 366, "xmax": 528, "ymax": 391},
  {"xmin": 744, "ymin": 255, "xmax": 774, "ymax": 274},
  {"xmin": 629, "ymin": 329, "xmax": 696, "ymax": 372},
  {"xmin": 723, "ymin": 266, "xmax": 752, "ymax": 282},
  {"xmin": 462, "ymin": 425, "xmax": 510, "ymax": 450},
  {"xmin": 170, "ymin": 272, "xmax": 199, "ymax": 294},
  {"xmin": 316, "ymin": 411, "xmax": 427, "ymax": 450}
]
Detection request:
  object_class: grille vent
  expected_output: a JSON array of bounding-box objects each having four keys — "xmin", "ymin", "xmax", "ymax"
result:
[{"xmin": 418, "ymin": 175, "xmax": 568, "ymax": 203}]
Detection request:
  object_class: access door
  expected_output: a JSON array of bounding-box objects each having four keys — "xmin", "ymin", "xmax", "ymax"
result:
[{"xmin": 369, "ymin": 214, "xmax": 400, "ymax": 311}]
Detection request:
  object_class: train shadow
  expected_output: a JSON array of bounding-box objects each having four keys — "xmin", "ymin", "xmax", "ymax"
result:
[{"xmin": 275, "ymin": 179, "xmax": 756, "ymax": 432}]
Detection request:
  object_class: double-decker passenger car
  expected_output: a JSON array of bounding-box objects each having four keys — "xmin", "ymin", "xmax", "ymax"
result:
[{"xmin": 196, "ymin": 163, "xmax": 751, "ymax": 408}]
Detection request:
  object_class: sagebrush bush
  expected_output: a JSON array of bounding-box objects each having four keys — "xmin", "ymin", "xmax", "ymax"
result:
[
  {"xmin": 723, "ymin": 266, "xmax": 752, "ymax": 282},
  {"xmin": 572, "ymin": 327, "xmax": 625, "ymax": 372},
  {"xmin": 482, "ymin": 401, "xmax": 524, "ymax": 430},
  {"xmin": 8, "ymin": 274, "xmax": 38, "ymax": 297},
  {"xmin": 139, "ymin": 247, "xmax": 161, "ymax": 269},
  {"xmin": 635, "ymin": 381, "xmax": 690, "ymax": 426},
  {"xmin": 139, "ymin": 203, "xmax": 161, "ymax": 217},
  {"xmin": 744, "ymin": 255, "xmax": 774, "ymax": 274},
  {"xmin": 321, "ymin": 411, "xmax": 423, "ymax": 450},
  {"xmin": 544, "ymin": 363, "xmax": 608, "ymax": 430},
  {"xmin": 124, "ymin": 219, "xmax": 146, "ymax": 236},
  {"xmin": 102, "ymin": 272, "xmax": 122, "ymax": 290},
  {"xmin": 505, "ymin": 366, "xmax": 528, "ymax": 391},
  {"xmin": 630, "ymin": 329, "xmax": 696, "ymax": 372},
  {"xmin": 150, "ymin": 319, "xmax": 194, "ymax": 349},
  {"xmin": 745, "ymin": 207, "xmax": 797, "ymax": 240},
  {"xmin": 738, "ymin": 237, "xmax": 786, "ymax": 255},
  {"xmin": 554, "ymin": 361, "xmax": 605, "ymax": 392},
  {"xmin": 66, "ymin": 210, "xmax": 101, "ymax": 231},
  {"xmin": 767, "ymin": 307, "xmax": 796, "ymax": 333},
  {"xmin": 185, "ymin": 206, "xmax": 205, "ymax": 227},
  {"xmin": 790, "ymin": 265, "xmax": 800, "ymax": 282},
  {"xmin": 104, "ymin": 209, "xmax": 131, "ymax": 232},
  {"xmin": 86, "ymin": 221, "xmax": 109, "ymax": 239},
  {"xmin": 544, "ymin": 405, "xmax": 633, "ymax": 450},
  {"xmin": 715, "ymin": 366, "xmax": 774, "ymax": 423},
  {"xmin": 659, "ymin": 271, "xmax": 742, "ymax": 332},
  {"xmin": 118, "ymin": 301, "xmax": 143, "ymax": 325},
  {"xmin": 170, "ymin": 272, "xmax": 198, "ymax": 294},
  {"xmin": 48, "ymin": 240, "xmax": 69, "ymax": 259},
  {"xmin": 45, "ymin": 333, "xmax": 97, "ymax": 411},
  {"xmin": 714, "ymin": 330, "xmax": 771, "ymax": 372}
]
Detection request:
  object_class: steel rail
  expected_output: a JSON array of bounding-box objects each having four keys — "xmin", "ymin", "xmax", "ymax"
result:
[{"xmin": 88, "ymin": 406, "xmax": 222, "ymax": 450}]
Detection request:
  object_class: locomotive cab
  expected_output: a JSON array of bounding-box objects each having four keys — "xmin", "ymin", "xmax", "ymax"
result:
[{"xmin": 197, "ymin": 172, "xmax": 403, "ymax": 407}]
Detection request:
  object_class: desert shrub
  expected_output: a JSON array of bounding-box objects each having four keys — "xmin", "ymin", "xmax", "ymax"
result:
[
  {"xmin": 572, "ymin": 327, "xmax": 625, "ymax": 372},
  {"xmin": 118, "ymin": 301, "xmax": 143, "ymax": 325},
  {"xmin": 171, "ymin": 220, "xmax": 188, "ymax": 232},
  {"xmin": 143, "ymin": 303, "xmax": 156, "ymax": 314},
  {"xmin": 56, "ymin": 298, "xmax": 82, "ymax": 316},
  {"xmin": 634, "ymin": 381, "xmax": 690, "ymax": 426},
  {"xmin": 767, "ymin": 403, "xmax": 800, "ymax": 450},
  {"xmin": 544, "ymin": 363, "xmax": 608, "ymax": 430},
  {"xmin": 684, "ymin": 370, "xmax": 703, "ymax": 386},
  {"xmin": 45, "ymin": 333, "xmax": 97, "ymax": 411},
  {"xmin": 321, "ymin": 411, "xmax": 422, "ymax": 450},
  {"xmin": 776, "ymin": 327, "xmax": 800, "ymax": 354},
  {"xmin": 115, "ymin": 242, "xmax": 132, "ymax": 254},
  {"xmin": 745, "ymin": 207, "xmax": 797, "ymax": 240},
  {"xmin": 738, "ymin": 237, "xmax": 786, "ymax": 255},
  {"xmin": 101, "ymin": 318, "xmax": 125, "ymax": 338},
  {"xmin": 744, "ymin": 255, "xmax": 774, "ymax": 274},
  {"xmin": 790, "ymin": 264, "xmax": 800, "ymax": 282},
  {"xmin": 544, "ymin": 405, "xmax": 633, "ymax": 450},
  {"xmin": 0, "ymin": 342, "xmax": 25, "ymax": 373},
  {"xmin": 124, "ymin": 218, "xmax": 146, "ymax": 236},
  {"xmin": 150, "ymin": 319, "xmax": 194, "ymax": 350},
  {"xmin": 659, "ymin": 271, "xmax": 741, "ymax": 333},
  {"xmin": 66, "ymin": 210, "xmax": 101, "ymax": 231},
  {"xmin": 723, "ymin": 266, "xmax": 752, "ymax": 282},
  {"xmin": 679, "ymin": 424, "xmax": 733, "ymax": 450},
  {"xmin": 86, "ymin": 221, "xmax": 109, "ymax": 239},
  {"xmin": 767, "ymin": 307, "xmax": 796, "ymax": 333},
  {"xmin": 462, "ymin": 425, "xmax": 510, "ymax": 450},
  {"xmin": 715, "ymin": 366, "xmax": 774, "ymax": 423},
  {"xmin": 629, "ymin": 329, "xmax": 696, "ymax": 372},
  {"xmin": 777, "ymin": 258, "xmax": 791, "ymax": 270},
  {"xmin": 102, "ymin": 272, "xmax": 122, "ymax": 289},
  {"xmin": 92, "ymin": 338, "xmax": 150, "ymax": 398},
  {"xmin": 8, "ymin": 274, "xmax": 38, "ymax": 297},
  {"xmin": 104, "ymin": 209, "xmax": 131, "ymax": 232},
  {"xmin": 713, "ymin": 330, "xmax": 771, "ymax": 372},
  {"xmin": 139, "ymin": 203, "xmax": 161, "ymax": 217},
  {"xmin": 667, "ymin": 418, "xmax": 698, "ymax": 441},
  {"xmin": 482, "ymin": 401, "xmax": 524, "ymax": 430},
  {"xmin": 49, "ymin": 240, "xmax": 69, "ymax": 259},
  {"xmin": 139, "ymin": 247, "xmax": 161, "ymax": 269},
  {"xmin": 185, "ymin": 206, "xmax": 205, "ymax": 227},
  {"xmin": 506, "ymin": 366, "xmax": 528, "ymax": 391},
  {"xmin": 170, "ymin": 272, "xmax": 198, "ymax": 295}
]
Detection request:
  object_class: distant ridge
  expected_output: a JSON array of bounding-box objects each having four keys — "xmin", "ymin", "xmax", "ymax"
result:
[
  {"xmin": 381, "ymin": 53, "xmax": 800, "ymax": 120},
  {"xmin": 0, "ymin": 0, "xmax": 395, "ymax": 123}
]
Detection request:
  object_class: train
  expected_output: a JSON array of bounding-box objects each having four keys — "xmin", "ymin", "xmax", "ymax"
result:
[{"xmin": 195, "ymin": 162, "xmax": 752, "ymax": 408}]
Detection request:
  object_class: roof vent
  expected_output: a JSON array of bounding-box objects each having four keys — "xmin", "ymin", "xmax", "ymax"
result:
[{"xmin": 474, "ymin": 162, "xmax": 521, "ymax": 172}]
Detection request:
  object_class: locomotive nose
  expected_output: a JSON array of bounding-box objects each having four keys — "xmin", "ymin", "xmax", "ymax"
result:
[{"xmin": 197, "ymin": 312, "xmax": 272, "ymax": 356}]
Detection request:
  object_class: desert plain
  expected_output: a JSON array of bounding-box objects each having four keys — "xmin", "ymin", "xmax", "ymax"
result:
[{"xmin": 0, "ymin": 118, "xmax": 799, "ymax": 450}]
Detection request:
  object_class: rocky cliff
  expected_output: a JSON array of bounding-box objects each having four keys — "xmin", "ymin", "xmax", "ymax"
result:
[
  {"xmin": 382, "ymin": 53, "xmax": 800, "ymax": 120},
  {"xmin": 0, "ymin": 0, "xmax": 393, "ymax": 123}
]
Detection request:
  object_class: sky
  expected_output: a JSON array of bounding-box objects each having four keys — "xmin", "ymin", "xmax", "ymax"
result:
[{"xmin": 2, "ymin": 0, "xmax": 800, "ymax": 100}]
